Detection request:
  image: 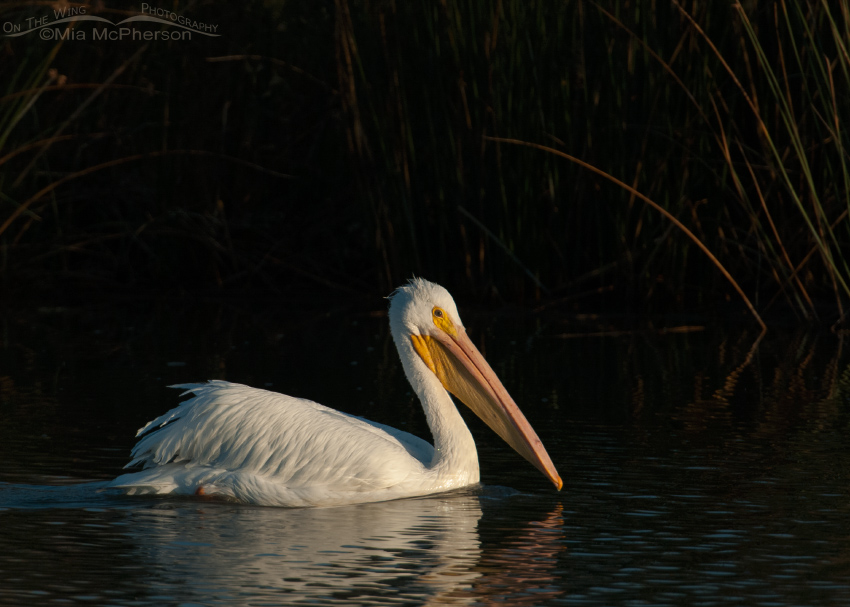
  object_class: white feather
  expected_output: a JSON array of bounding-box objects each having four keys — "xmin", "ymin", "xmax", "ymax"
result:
[{"xmin": 113, "ymin": 381, "xmax": 444, "ymax": 506}]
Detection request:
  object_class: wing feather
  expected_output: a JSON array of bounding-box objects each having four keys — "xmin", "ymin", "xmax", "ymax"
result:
[{"xmin": 122, "ymin": 381, "xmax": 433, "ymax": 494}]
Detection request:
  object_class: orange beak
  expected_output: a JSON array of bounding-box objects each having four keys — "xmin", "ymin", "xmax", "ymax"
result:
[{"xmin": 411, "ymin": 324, "xmax": 562, "ymax": 490}]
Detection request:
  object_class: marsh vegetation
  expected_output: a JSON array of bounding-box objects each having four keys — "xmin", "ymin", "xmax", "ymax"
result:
[{"xmin": 1, "ymin": 1, "xmax": 848, "ymax": 325}]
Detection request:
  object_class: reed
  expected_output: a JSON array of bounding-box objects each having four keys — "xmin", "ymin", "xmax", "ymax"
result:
[
  {"xmin": 1, "ymin": 1, "xmax": 848, "ymax": 323},
  {"xmin": 730, "ymin": 1, "xmax": 850, "ymax": 319},
  {"xmin": 335, "ymin": 0, "xmax": 850, "ymax": 320},
  {"xmin": 0, "ymin": 2, "xmax": 355, "ymax": 298}
]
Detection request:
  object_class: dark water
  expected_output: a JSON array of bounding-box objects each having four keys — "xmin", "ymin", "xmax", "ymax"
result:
[{"xmin": 2, "ymin": 302, "xmax": 850, "ymax": 606}]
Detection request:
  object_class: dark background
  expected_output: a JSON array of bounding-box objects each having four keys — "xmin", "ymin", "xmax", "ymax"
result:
[{"xmin": 1, "ymin": 0, "xmax": 848, "ymax": 325}]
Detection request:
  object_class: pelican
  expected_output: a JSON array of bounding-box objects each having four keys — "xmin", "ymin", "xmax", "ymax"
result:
[{"xmin": 111, "ymin": 278, "xmax": 562, "ymax": 507}]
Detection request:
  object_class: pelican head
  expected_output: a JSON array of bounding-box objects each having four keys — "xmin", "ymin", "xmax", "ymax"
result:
[{"xmin": 389, "ymin": 278, "xmax": 562, "ymax": 490}]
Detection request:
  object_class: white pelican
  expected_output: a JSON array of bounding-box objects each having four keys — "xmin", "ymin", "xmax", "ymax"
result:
[{"xmin": 111, "ymin": 278, "xmax": 562, "ymax": 506}]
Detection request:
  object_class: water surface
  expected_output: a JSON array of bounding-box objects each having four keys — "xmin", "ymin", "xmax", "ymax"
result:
[{"xmin": 2, "ymin": 303, "xmax": 850, "ymax": 605}]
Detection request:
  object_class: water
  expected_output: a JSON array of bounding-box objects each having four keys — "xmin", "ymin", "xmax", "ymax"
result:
[{"xmin": 2, "ymin": 302, "xmax": 850, "ymax": 605}]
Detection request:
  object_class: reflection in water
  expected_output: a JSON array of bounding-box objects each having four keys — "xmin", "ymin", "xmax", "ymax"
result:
[
  {"xmin": 465, "ymin": 504, "xmax": 565, "ymax": 605},
  {"xmin": 127, "ymin": 492, "xmax": 484, "ymax": 605},
  {"xmin": 122, "ymin": 491, "xmax": 567, "ymax": 606},
  {"xmin": 0, "ymin": 484, "xmax": 566, "ymax": 606}
]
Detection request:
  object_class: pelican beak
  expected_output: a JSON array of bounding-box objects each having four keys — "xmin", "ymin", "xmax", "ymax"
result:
[{"xmin": 410, "ymin": 325, "xmax": 563, "ymax": 490}]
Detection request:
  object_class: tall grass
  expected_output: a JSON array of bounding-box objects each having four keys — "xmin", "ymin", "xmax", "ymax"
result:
[
  {"xmin": 332, "ymin": 0, "xmax": 850, "ymax": 320},
  {"xmin": 729, "ymin": 1, "xmax": 850, "ymax": 320},
  {"xmin": 1, "ymin": 1, "xmax": 848, "ymax": 323},
  {"xmin": 1, "ymin": 2, "xmax": 357, "ymax": 299}
]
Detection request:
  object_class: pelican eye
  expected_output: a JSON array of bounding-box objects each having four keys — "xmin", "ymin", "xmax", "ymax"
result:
[{"xmin": 431, "ymin": 306, "xmax": 457, "ymax": 337}]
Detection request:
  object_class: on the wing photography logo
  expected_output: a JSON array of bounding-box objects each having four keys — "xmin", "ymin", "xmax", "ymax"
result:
[{"xmin": 3, "ymin": 3, "xmax": 220, "ymax": 41}]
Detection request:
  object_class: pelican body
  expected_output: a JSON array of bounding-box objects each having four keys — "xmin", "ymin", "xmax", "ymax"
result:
[{"xmin": 111, "ymin": 279, "xmax": 561, "ymax": 506}]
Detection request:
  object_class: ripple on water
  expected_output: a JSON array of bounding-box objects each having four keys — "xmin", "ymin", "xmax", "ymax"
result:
[{"xmin": 5, "ymin": 316, "xmax": 850, "ymax": 606}]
